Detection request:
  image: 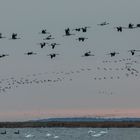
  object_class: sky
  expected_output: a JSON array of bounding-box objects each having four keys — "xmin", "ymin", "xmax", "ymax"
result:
[{"xmin": 0, "ymin": 0, "xmax": 140, "ymax": 121}]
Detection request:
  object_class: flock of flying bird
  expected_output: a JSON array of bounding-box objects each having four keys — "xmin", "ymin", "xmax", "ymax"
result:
[{"xmin": 0, "ymin": 21, "xmax": 140, "ymax": 94}]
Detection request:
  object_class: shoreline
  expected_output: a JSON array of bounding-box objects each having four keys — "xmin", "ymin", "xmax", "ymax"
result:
[{"xmin": 0, "ymin": 121, "xmax": 140, "ymax": 128}]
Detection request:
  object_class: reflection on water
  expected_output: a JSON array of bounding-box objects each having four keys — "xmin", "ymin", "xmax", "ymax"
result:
[{"xmin": 0, "ymin": 128, "xmax": 140, "ymax": 140}]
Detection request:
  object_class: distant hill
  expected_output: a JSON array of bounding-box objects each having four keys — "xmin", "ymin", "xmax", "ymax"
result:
[{"xmin": 34, "ymin": 117, "xmax": 140, "ymax": 122}]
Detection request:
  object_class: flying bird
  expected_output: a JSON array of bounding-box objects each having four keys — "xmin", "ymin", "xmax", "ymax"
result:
[
  {"xmin": 107, "ymin": 52, "xmax": 119, "ymax": 57},
  {"xmin": 63, "ymin": 28, "xmax": 75, "ymax": 36},
  {"xmin": 82, "ymin": 51, "xmax": 94, "ymax": 57},
  {"xmin": 76, "ymin": 37, "xmax": 88, "ymax": 42},
  {"xmin": 24, "ymin": 52, "xmax": 37, "ymax": 55},
  {"xmin": 128, "ymin": 49, "xmax": 140, "ymax": 55},
  {"xmin": 47, "ymin": 53, "xmax": 59, "ymax": 59},
  {"xmin": 10, "ymin": 33, "xmax": 21, "ymax": 40},
  {"xmin": 0, "ymin": 33, "xmax": 6, "ymax": 39},
  {"xmin": 81, "ymin": 26, "xmax": 91, "ymax": 32},
  {"xmin": 48, "ymin": 43, "xmax": 60, "ymax": 49},
  {"xmin": 39, "ymin": 29, "xmax": 50, "ymax": 34},
  {"xmin": 43, "ymin": 35, "xmax": 54, "ymax": 40},
  {"xmin": 97, "ymin": 21, "xmax": 109, "ymax": 26}
]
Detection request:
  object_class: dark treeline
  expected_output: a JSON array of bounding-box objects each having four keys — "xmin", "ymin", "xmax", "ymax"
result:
[{"xmin": 1, "ymin": 121, "xmax": 140, "ymax": 128}]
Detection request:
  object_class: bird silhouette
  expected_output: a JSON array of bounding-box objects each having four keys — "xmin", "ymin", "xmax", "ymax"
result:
[
  {"xmin": 39, "ymin": 29, "xmax": 50, "ymax": 34},
  {"xmin": 63, "ymin": 28, "xmax": 75, "ymax": 36},
  {"xmin": 24, "ymin": 52, "xmax": 37, "ymax": 55},
  {"xmin": 14, "ymin": 130, "xmax": 20, "ymax": 134},
  {"xmin": 1, "ymin": 131, "xmax": 6, "ymax": 135},
  {"xmin": 10, "ymin": 33, "xmax": 21, "ymax": 40},
  {"xmin": 47, "ymin": 53, "xmax": 59, "ymax": 59},
  {"xmin": 128, "ymin": 49, "xmax": 140, "ymax": 55},
  {"xmin": 97, "ymin": 21, "xmax": 109, "ymax": 26},
  {"xmin": 81, "ymin": 26, "xmax": 91, "ymax": 32},
  {"xmin": 48, "ymin": 43, "xmax": 60, "ymax": 49},
  {"xmin": 37, "ymin": 42, "xmax": 48, "ymax": 48},
  {"xmin": 43, "ymin": 35, "xmax": 54, "ymax": 40},
  {"xmin": 76, "ymin": 37, "xmax": 88, "ymax": 42},
  {"xmin": 0, "ymin": 33, "xmax": 6, "ymax": 39},
  {"xmin": 82, "ymin": 51, "xmax": 94, "ymax": 57},
  {"xmin": 107, "ymin": 52, "xmax": 119, "ymax": 57},
  {"xmin": 0, "ymin": 54, "xmax": 9, "ymax": 58}
]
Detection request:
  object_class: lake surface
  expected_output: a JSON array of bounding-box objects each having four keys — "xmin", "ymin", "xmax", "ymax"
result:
[{"xmin": 0, "ymin": 128, "xmax": 140, "ymax": 140}]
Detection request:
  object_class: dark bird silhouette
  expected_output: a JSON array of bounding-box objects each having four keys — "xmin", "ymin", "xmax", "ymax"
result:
[
  {"xmin": 128, "ymin": 49, "xmax": 140, "ymax": 55},
  {"xmin": 72, "ymin": 28, "xmax": 81, "ymax": 32},
  {"xmin": 97, "ymin": 21, "xmax": 109, "ymax": 26},
  {"xmin": 82, "ymin": 51, "xmax": 94, "ymax": 57},
  {"xmin": 10, "ymin": 33, "xmax": 21, "ymax": 40},
  {"xmin": 39, "ymin": 29, "xmax": 50, "ymax": 34},
  {"xmin": 0, "ymin": 54, "xmax": 9, "ymax": 58},
  {"xmin": 76, "ymin": 37, "xmax": 88, "ymax": 42},
  {"xmin": 14, "ymin": 130, "xmax": 20, "ymax": 134},
  {"xmin": 81, "ymin": 26, "xmax": 91, "ymax": 32},
  {"xmin": 63, "ymin": 28, "xmax": 75, "ymax": 36},
  {"xmin": 0, "ymin": 33, "xmax": 6, "ymax": 39},
  {"xmin": 115, "ymin": 26, "xmax": 123, "ymax": 32},
  {"xmin": 24, "ymin": 52, "xmax": 37, "ymax": 55},
  {"xmin": 43, "ymin": 35, "xmax": 54, "ymax": 40},
  {"xmin": 47, "ymin": 53, "xmax": 59, "ymax": 59},
  {"xmin": 136, "ymin": 24, "xmax": 140, "ymax": 28},
  {"xmin": 1, "ymin": 130, "xmax": 6, "ymax": 135},
  {"xmin": 107, "ymin": 52, "xmax": 119, "ymax": 57},
  {"xmin": 37, "ymin": 42, "xmax": 48, "ymax": 48},
  {"xmin": 49, "ymin": 43, "xmax": 60, "ymax": 49}
]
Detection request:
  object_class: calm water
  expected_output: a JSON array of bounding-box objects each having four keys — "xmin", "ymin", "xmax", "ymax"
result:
[{"xmin": 0, "ymin": 128, "xmax": 140, "ymax": 140}]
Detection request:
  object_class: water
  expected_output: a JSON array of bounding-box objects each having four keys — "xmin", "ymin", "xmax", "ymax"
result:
[{"xmin": 0, "ymin": 128, "xmax": 140, "ymax": 140}]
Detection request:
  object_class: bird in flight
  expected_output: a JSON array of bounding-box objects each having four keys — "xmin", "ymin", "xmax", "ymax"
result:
[
  {"xmin": 43, "ymin": 35, "xmax": 55, "ymax": 40},
  {"xmin": 107, "ymin": 52, "xmax": 119, "ymax": 57},
  {"xmin": 97, "ymin": 21, "xmax": 109, "ymax": 26},
  {"xmin": 10, "ymin": 33, "xmax": 21, "ymax": 40},
  {"xmin": 0, "ymin": 33, "xmax": 6, "ymax": 39},
  {"xmin": 128, "ymin": 49, "xmax": 140, "ymax": 55},
  {"xmin": 24, "ymin": 52, "xmax": 37, "ymax": 55},
  {"xmin": 63, "ymin": 28, "xmax": 75, "ymax": 36},
  {"xmin": 76, "ymin": 37, "xmax": 88, "ymax": 42},
  {"xmin": 39, "ymin": 29, "xmax": 50, "ymax": 34},
  {"xmin": 82, "ymin": 51, "xmax": 94, "ymax": 57},
  {"xmin": 47, "ymin": 53, "xmax": 59, "ymax": 59},
  {"xmin": 48, "ymin": 43, "xmax": 60, "ymax": 49}
]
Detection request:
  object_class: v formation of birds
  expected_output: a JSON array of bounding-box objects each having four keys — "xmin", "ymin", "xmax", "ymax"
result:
[{"xmin": 0, "ymin": 22, "xmax": 140, "ymax": 94}]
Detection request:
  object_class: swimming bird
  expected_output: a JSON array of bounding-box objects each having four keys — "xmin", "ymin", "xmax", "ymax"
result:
[
  {"xmin": 1, "ymin": 130, "xmax": 6, "ymax": 134},
  {"xmin": 76, "ymin": 37, "xmax": 88, "ymax": 42},
  {"xmin": 47, "ymin": 53, "xmax": 59, "ymax": 59},
  {"xmin": 14, "ymin": 130, "xmax": 20, "ymax": 134},
  {"xmin": 107, "ymin": 52, "xmax": 119, "ymax": 57},
  {"xmin": 82, "ymin": 51, "xmax": 94, "ymax": 57},
  {"xmin": 24, "ymin": 52, "xmax": 37, "ymax": 55},
  {"xmin": 97, "ymin": 21, "xmax": 109, "ymax": 26}
]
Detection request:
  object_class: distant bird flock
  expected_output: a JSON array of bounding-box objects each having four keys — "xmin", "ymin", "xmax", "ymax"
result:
[{"xmin": 0, "ymin": 21, "xmax": 140, "ymax": 94}]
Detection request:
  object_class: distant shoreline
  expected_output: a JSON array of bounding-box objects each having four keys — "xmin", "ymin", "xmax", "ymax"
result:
[{"xmin": 1, "ymin": 121, "xmax": 140, "ymax": 128}]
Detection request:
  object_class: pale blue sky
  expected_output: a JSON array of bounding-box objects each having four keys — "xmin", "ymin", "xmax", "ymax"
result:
[{"xmin": 0, "ymin": 0, "xmax": 140, "ymax": 121}]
